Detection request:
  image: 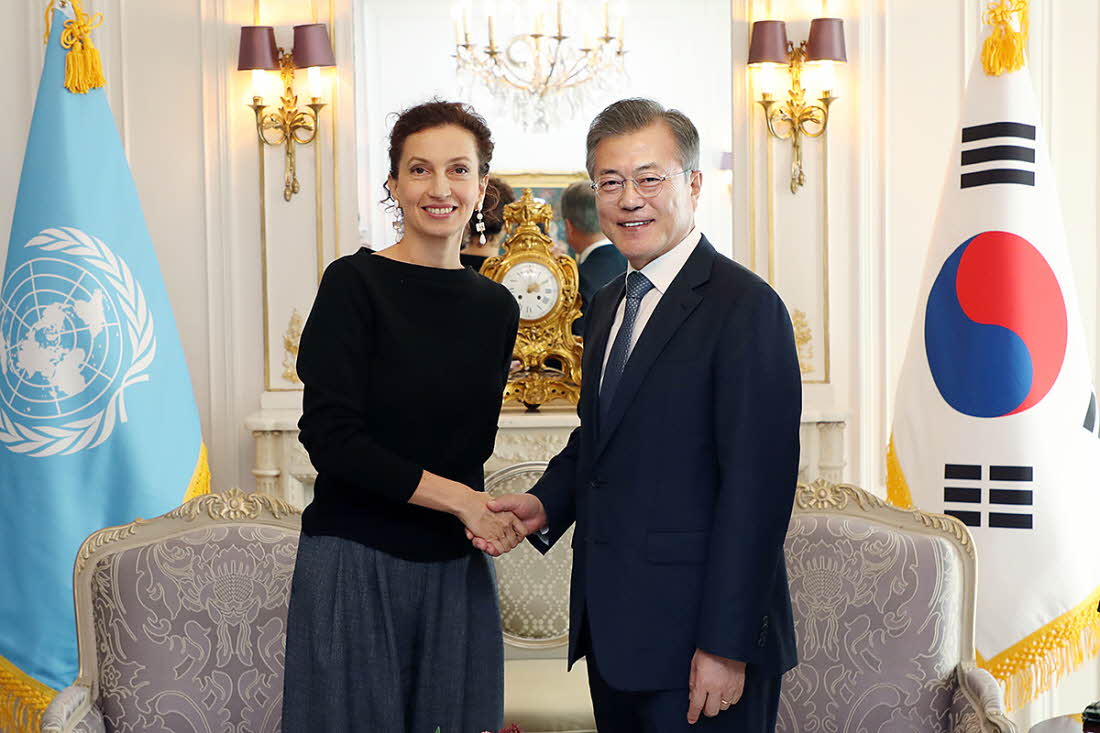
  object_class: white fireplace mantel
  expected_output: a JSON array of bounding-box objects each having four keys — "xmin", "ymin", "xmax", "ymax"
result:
[{"xmin": 245, "ymin": 401, "xmax": 848, "ymax": 508}]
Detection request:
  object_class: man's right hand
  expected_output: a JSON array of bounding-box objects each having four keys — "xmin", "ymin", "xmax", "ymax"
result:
[
  {"xmin": 459, "ymin": 494, "xmax": 527, "ymax": 556},
  {"xmin": 467, "ymin": 493, "xmax": 547, "ymax": 556}
]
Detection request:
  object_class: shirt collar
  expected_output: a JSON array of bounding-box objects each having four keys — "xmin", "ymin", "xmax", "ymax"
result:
[
  {"xmin": 575, "ymin": 239, "xmax": 612, "ymax": 265},
  {"xmin": 627, "ymin": 228, "xmax": 702, "ymax": 295}
]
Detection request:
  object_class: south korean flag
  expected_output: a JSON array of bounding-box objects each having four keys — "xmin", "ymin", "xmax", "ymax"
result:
[{"xmin": 888, "ymin": 51, "xmax": 1100, "ymax": 708}]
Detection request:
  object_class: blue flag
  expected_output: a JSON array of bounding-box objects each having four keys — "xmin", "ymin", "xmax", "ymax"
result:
[{"xmin": 0, "ymin": 8, "xmax": 208, "ymax": 726}]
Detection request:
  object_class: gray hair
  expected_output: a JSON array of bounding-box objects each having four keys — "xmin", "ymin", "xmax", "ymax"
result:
[
  {"xmin": 560, "ymin": 182, "xmax": 601, "ymax": 234},
  {"xmin": 585, "ymin": 98, "xmax": 700, "ymax": 178}
]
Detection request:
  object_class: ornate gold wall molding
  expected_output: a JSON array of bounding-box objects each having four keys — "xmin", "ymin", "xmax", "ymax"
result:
[{"xmin": 281, "ymin": 308, "xmax": 304, "ymax": 384}]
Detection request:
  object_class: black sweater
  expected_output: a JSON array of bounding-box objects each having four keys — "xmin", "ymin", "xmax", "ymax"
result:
[{"xmin": 296, "ymin": 248, "xmax": 520, "ymax": 560}]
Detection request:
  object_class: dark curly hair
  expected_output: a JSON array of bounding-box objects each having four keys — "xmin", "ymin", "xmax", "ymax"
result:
[{"xmin": 381, "ymin": 99, "xmax": 495, "ymax": 211}]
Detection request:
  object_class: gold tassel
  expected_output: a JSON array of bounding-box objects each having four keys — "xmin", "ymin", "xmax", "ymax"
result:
[
  {"xmin": 982, "ymin": 0, "xmax": 1029, "ymax": 76},
  {"xmin": 44, "ymin": 0, "xmax": 106, "ymax": 94},
  {"xmin": 42, "ymin": 0, "xmax": 56, "ymax": 44}
]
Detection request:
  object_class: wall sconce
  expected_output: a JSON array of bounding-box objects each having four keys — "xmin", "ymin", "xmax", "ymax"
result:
[
  {"xmin": 748, "ymin": 18, "xmax": 846, "ymax": 194},
  {"xmin": 238, "ymin": 24, "xmax": 336, "ymax": 201}
]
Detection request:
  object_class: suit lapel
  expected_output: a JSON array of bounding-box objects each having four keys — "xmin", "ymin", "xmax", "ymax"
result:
[{"xmin": 594, "ymin": 238, "xmax": 716, "ymax": 459}]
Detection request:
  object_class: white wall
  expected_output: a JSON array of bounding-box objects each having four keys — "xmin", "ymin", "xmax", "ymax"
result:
[{"xmin": 1, "ymin": 0, "xmax": 1097, "ymax": 726}]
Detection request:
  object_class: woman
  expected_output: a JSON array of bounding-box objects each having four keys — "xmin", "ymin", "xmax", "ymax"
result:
[
  {"xmin": 459, "ymin": 175, "xmax": 516, "ymax": 271},
  {"xmin": 282, "ymin": 100, "xmax": 523, "ymax": 733}
]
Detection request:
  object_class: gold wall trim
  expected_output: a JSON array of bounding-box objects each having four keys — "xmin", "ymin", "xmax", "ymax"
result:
[
  {"xmin": 765, "ymin": 133, "xmax": 776, "ymax": 286},
  {"xmin": 746, "ymin": 0, "xmax": 758, "ymax": 273},
  {"xmin": 260, "ymin": 136, "xmax": 272, "ymax": 392},
  {"xmin": 313, "ymin": 0, "xmax": 324, "ymax": 286},
  {"xmin": 329, "ymin": 0, "xmax": 340, "ymax": 260},
  {"xmin": 821, "ymin": 126, "xmax": 831, "ymax": 383},
  {"xmin": 495, "ymin": 171, "xmax": 588, "ymax": 188},
  {"xmin": 803, "ymin": 125, "xmax": 832, "ymax": 384},
  {"xmin": 315, "ymin": 127, "xmax": 324, "ymax": 285}
]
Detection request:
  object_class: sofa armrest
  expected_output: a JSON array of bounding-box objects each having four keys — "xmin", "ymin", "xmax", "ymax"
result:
[
  {"xmin": 41, "ymin": 684, "xmax": 105, "ymax": 733},
  {"xmin": 951, "ymin": 662, "xmax": 1017, "ymax": 733}
]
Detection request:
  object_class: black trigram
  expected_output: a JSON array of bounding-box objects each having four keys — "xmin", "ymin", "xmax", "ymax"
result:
[
  {"xmin": 942, "ymin": 463, "xmax": 1034, "ymax": 529},
  {"xmin": 960, "ymin": 122, "xmax": 1036, "ymax": 189}
]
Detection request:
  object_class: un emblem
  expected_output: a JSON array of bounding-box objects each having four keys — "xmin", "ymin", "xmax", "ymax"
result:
[{"xmin": 0, "ymin": 228, "xmax": 155, "ymax": 456}]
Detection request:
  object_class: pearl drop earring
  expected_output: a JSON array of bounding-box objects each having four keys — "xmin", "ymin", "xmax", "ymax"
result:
[{"xmin": 475, "ymin": 209, "xmax": 486, "ymax": 245}]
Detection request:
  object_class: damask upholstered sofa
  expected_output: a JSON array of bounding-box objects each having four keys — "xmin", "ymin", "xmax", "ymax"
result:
[
  {"xmin": 485, "ymin": 462, "xmax": 597, "ymax": 733},
  {"xmin": 779, "ymin": 480, "xmax": 1017, "ymax": 733},
  {"xmin": 486, "ymin": 465, "xmax": 1017, "ymax": 733},
  {"xmin": 41, "ymin": 489, "xmax": 302, "ymax": 733}
]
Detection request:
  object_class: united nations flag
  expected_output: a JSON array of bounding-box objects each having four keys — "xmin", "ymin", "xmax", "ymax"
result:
[{"xmin": 0, "ymin": 4, "xmax": 208, "ymax": 730}]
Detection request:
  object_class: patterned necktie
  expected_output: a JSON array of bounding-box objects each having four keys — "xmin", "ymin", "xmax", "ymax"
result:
[{"xmin": 599, "ymin": 271, "xmax": 654, "ymax": 421}]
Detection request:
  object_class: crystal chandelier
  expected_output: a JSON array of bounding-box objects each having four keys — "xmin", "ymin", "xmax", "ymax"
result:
[{"xmin": 452, "ymin": 1, "xmax": 628, "ymax": 131}]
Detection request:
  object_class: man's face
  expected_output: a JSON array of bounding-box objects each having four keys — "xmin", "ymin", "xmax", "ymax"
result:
[{"xmin": 591, "ymin": 121, "xmax": 701, "ymax": 270}]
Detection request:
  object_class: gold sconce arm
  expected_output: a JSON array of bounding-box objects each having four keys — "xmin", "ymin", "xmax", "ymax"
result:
[
  {"xmin": 249, "ymin": 53, "xmax": 326, "ymax": 201},
  {"xmin": 756, "ymin": 44, "xmax": 836, "ymax": 194}
]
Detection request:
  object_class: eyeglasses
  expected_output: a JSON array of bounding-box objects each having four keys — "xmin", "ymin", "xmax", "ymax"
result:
[{"xmin": 589, "ymin": 169, "xmax": 693, "ymax": 199}]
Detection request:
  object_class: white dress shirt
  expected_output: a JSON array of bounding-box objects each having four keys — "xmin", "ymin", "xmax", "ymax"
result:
[
  {"xmin": 575, "ymin": 239, "xmax": 613, "ymax": 266},
  {"xmin": 599, "ymin": 229, "xmax": 702, "ymax": 388}
]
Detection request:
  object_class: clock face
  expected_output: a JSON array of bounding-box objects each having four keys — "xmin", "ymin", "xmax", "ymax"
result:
[{"xmin": 502, "ymin": 261, "xmax": 561, "ymax": 321}]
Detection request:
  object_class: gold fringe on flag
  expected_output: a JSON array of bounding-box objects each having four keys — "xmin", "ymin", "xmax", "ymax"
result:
[
  {"xmin": 890, "ymin": 444, "xmax": 1100, "ymax": 710},
  {"xmin": 184, "ymin": 442, "xmax": 212, "ymax": 502},
  {"xmin": 0, "ymin": 654, "xmax": 55, "ymax": 733},
  {"xmin": 978, "ymin": 586, "xmax": 1100, "ymax": 711},
  {"xmin": 982, "ymin": 0, "xmax": 1029, "ymax": 76},
  {"xmin": 43, "ymin": 0, "xmax": 106, "ymax": 94},
  {"xmin": 885, "ymin": 435, "xmax": 914, "ymax": 509}
]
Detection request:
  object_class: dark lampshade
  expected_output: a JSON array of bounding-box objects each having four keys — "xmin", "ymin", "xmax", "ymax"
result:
[
  {"xmin": 237, "ymin": 26, "xmax": 279, "ymax": 71},
  {"xmin": 292, "ymin": 24, "xmax": 336, "ymax": 68},
  {"xmin": 806, "ymin": 18, "xmax": 847, "ymax": 63},
  {"xmin": 747, "ymin": 20, "xmax": 789, "ymax": 65}
]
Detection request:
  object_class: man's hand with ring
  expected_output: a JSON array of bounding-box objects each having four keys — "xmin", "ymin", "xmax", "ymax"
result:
[{"xmin": 687, "ymin": 648, "xmax": 745, "ymax": 724}]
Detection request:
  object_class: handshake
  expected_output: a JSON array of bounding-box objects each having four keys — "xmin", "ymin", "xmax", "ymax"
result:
[{"xmin": 460, "ymin": 491, "xmax": 548, "ymax": 556}]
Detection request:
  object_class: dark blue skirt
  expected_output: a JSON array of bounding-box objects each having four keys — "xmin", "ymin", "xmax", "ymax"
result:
[{"xmin": 282, "ymin": 533, "xmax": 504, "ymax": 733}]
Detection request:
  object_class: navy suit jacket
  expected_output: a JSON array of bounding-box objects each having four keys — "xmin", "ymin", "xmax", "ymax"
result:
[
  {"xmin": 573, "ymin": 243, "xmax": 628, "ymax": 335},
  {"xmin": 531, "ymin": 235, "xmax": 801, "ymax": 692}
]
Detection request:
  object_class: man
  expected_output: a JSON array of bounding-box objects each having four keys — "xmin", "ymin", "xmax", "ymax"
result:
[
  {"xmin": 472, "ymin": 98, "xmax": 801, "ymax": 732},
  {"xmin": 560, "ymin": 181, "xmax": 628, "ymax": 335}
]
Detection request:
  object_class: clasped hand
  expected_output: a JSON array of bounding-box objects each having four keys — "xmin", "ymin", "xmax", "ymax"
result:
[
  {"xmin": 460, "ymin": 495, "xmax": 527, "ymax": 555},
  {"xmin": 464, "ymin": 493, "xmax": 548, "ymax": 557}
]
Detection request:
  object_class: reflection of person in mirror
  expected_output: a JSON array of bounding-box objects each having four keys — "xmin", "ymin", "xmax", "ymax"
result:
[
  {"xmin": 560, "ymin": 180, "xmax": 627, "ymax": 335},
  {"xmin": 283, "ymin": 100, "xmax": 523, "ymax": 733},
  {"xmin": 474, "ymin": 98, "xmax": 802, "ymax": 733},
  {"xmin": 460, "ymin": 175, "xmax": 515, "ymax": 272}
]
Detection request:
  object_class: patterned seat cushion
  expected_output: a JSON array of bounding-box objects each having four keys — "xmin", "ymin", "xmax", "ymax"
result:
[
  {"xmin": 91, "ymin": 524, "xmax": 298, "ymax": 733},
  {"xmin": 778, "ymin": 514, "xmax": 964, "ymax": 732}
]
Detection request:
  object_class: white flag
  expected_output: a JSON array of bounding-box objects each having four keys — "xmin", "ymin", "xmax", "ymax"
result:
[{"xmin": 888, "ymin": 52, "xmax": 1100, "ymax": 709}]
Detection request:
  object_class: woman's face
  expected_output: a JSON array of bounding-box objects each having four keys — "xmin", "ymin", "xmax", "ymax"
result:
[{"xmin": 388, "ymin": 124, "xmax": 487, "ymax": 244}]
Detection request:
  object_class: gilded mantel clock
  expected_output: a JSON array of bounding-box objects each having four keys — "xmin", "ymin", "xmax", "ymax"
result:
[{"xmin": 481, "ymin": 188, "xmax": 584, "ymax": 409}]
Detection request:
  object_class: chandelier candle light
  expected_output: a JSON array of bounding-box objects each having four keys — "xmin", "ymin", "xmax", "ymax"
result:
[{"xmin": 452, "ymin": 0, "xmax": 628, "ymax": 131}]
